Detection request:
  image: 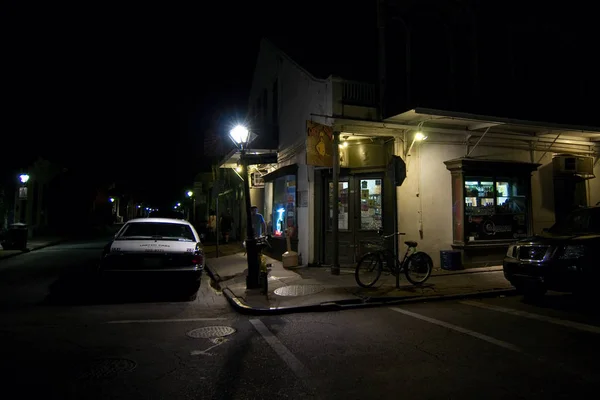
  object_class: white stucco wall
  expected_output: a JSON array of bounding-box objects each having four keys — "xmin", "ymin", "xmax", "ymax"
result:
[
  {"xmin": 588, "ymin": 163, "xmax": 600, "ymax": 207},
  {"xmin": 396, "ymin": 132, "xmax": 599, "ymax": 268},
  {"xmin": 249, "ymin": 40, "xmax": 333, "ymax": 265}
]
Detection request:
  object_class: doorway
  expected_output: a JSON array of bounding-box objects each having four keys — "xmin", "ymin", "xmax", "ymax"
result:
[{"xmin": 324, "ymin": 174, "xmax": 385, "ymax": 266}]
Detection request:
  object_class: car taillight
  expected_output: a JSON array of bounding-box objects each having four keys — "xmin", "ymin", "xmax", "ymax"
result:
[{"xmin": 192, "ymin": 253, "xmax": 204, "ymax": 266}]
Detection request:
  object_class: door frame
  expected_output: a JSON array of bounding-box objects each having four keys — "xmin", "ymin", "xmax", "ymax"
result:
[{"xmin": 323, "ymin": 171, "xmax": 386, "ymax": 265}]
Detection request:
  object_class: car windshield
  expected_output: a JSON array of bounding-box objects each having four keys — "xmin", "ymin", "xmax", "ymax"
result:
[
  {"xmin": 548, "ymin": 208, "xmax": 600, "ymax": 235},
  {"xmin": 117, "ymin": 222, "xmax": 196, "ymax": 241}
]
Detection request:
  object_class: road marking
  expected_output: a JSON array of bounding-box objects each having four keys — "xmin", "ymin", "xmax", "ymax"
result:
[
  {"xmin": 191, "ymin": 337, "xmax": 229, "ymax": 356},
  {"xmin": 250, "ymin": 319, "xmax": 310, "ymax": 380},
  {"xmin": 461, "ymin": 301, "xmax": 600, "ymax": 335},
  {"xmin": 389, "ymin": 307, "xmax": 522, "ymax": 353},
  {"xmin": 106, "ymin": 318, "xmax": 228, "ymax": 324}
]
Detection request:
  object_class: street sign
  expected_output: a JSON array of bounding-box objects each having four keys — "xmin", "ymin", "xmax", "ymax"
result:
[{"xmin": 388, "ymin": 156, "xmax": 406, "ymax": 187}]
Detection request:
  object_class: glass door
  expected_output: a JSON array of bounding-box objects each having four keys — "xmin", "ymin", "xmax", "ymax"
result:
[
  {"xmin": 354, "ymin": 177, "xmax": 384, "ymax": 259},
  {"xmin": 324, "ymin": 175, "xmax": 386, "ymax": 265},
  {"xmin": 325, "ymin": 179, "xmax": 356, "ymax": 265}
]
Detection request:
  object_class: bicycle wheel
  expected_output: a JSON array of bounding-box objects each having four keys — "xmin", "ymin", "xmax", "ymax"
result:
[
  {"xmin": 355, "ymin": 252, "xmax": 382, "ymax": 288},
  {"xmin": 404, "ymin": 251, "xmax": 433, "ymax": 285}
]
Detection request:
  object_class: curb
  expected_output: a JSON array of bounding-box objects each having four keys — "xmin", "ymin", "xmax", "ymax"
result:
[
  {"xmin": 431, "ymin": 266, "xmax": 503, "ymax": 277},
  {"xmin": 310, "ymin": 266, "xmax": 504, "ymax": 278},
  {"xmin": 0, "ymin": 239, "xmax": 67, "ymax": 262},
  {"xmin": 205, "ymin": 264, "xmax": 223, "ymax": 289},
  {"xmin": 220, "ymin": 286, "xmax": 519, "ymax": 316}
]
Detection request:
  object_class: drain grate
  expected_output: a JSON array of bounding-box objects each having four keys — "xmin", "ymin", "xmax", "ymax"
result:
[
  {"xmin": 274, "ymin": 284, "xmax": 324, "ymax": 297},
  {"xmin": 77, "ymin": 358, "xmax": 137, "ymax": 380},
  {"xmin": 187, "ymin": 326, "xmax": 236, "ymax": 339}
]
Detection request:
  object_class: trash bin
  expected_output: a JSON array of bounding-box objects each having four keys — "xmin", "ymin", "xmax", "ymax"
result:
[
  {"xmin": 1, "ymin": 223, "xmax": 28, "ymax": 251},
  {"xmin": 440, "ymin": 250, "xmax": 463, "ymax": 271}
]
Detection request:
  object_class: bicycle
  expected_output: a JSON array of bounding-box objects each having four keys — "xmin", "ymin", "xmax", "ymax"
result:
[{"xmin": 355, "ymin": 230, "xmax": 433, "ymax": 288}]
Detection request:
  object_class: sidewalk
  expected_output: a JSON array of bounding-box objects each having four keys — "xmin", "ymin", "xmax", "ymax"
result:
[
  {"xmin": 206, "ymin": 254, "xmax": 515, "ymax": 315},
  {"xmin": 0, "ymin": 237, "xmax": 66, "ymax": 261},
  {"xmin": 203, "ymin": 241, "xmax": 245, "ymax": 259}
]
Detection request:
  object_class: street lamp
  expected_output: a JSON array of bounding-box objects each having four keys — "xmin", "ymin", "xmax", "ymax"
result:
[
  {"xmin": 186, "ymin": 190, "xmax": 196, "ymax": 223},
  {"xmin": 17, "ymin": 174, "xmax": 30, "ymax": 223},
  {"xmin": 229, "ymin": 124, "xmax": 260, "ymax": 289}
]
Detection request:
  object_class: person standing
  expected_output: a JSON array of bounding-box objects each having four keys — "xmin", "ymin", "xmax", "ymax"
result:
[
  {"xmin": 220, "ymin": 208, "xmax": 234, "ymax": 243},
  {"xmin": 250, "ymin": 206, "xmax": 267, "ymax": 238}
]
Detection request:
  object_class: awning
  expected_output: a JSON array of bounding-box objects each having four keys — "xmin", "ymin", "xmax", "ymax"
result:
[
  {"xmin": 261, "ymin": 164, "xmax": 299, "ymax": 182},
  {"xmin": 384, "ymin": 108, "xmax": 600, "ymax": 141},
  {"xmin": 322, "ymin": 108, "xmax": 600, "ymax": 157},
  {"xmin": 218, "ymin": 148, "xmax": 278, "ymax": 168}
]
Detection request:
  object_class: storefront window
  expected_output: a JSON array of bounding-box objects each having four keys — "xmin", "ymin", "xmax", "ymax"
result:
[
  {"xmin": 328, "ymin": 181, "xmax": 349, "ymax": 230},
  {"xmin": 360, "ymin": 179, "xmax": 382, "ymax": 230},
  {"xmin": 464, "ymin": 176, "xmax": 528, "ymax": 241},
  {"xmin": 272, "ymin": 175, "xmax": 296, "ymax": 237}
]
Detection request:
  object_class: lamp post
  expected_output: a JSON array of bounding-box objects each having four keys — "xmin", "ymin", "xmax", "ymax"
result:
[
  {"xmin": 229, "ymin": 124, "xmax": 260, "ymax": 289},
  {"xmin": 17, "ymin": 174, "xmax": 30, "ymax": 223},
  {"xmin": 186, "ymin": 190, "xmax": 196, "ymax": 223}
]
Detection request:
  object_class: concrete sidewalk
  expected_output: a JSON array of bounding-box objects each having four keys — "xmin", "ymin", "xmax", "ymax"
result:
[
  {"xmin": 0, "ymin": 237, "xmax": 66, "ymax": 261},
  {"xmin": 203, "ymin": 241, "xmax": 245, "ymax": 259},
  {"xmin": 206, "ymin": 253, "xmax": 515, "ymax": 314}
]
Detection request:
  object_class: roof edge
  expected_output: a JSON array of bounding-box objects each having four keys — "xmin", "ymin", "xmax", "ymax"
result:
[{"xmin": 413, "ymin": 108, "xmax": 600, "ymax": 134}]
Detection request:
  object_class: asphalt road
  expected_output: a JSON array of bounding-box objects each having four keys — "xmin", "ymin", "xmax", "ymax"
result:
[{"xmin": 1, "ymin": 239, "xmax": 599, "ymax": 399}]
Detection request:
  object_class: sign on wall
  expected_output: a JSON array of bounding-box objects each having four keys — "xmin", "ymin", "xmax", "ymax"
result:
[{"xmin": 306, "ymin": 121, "xmax": 333, "ymax": 167}]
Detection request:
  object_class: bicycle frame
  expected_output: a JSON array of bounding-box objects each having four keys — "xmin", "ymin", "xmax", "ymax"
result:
[{"xmin": 377, "ymin": 245, "xmax": 415, "ymax": 275}]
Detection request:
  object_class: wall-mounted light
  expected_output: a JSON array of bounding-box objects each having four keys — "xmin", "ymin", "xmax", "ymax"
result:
[
  {"xmin": 109, "ymin": 197, "xmax": 115, "ymax": 203},
  {"xmin": 339, "ymin": 135, "xmax": 349, "ymax": 148},
  {"xmin": 407, "ymin": 130, "xmax": 427, "ymax": 156}
]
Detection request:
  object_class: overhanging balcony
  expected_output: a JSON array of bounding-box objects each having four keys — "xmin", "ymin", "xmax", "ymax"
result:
[{"xmin": 331, "ymin": 77, "xmax": 379, "ymax": 120}]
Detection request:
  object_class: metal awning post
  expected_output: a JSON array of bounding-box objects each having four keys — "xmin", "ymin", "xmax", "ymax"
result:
[
  {"xmin": 331, "ymin": 131, "xmax": 340, "ymax": 275},
  {"xmin": 465, "ymin": 127, "xmax": 491, "ymax": 157},
  {"xmin": 537, "ymin": 132, "xmax": 561, "ymax": 163}
]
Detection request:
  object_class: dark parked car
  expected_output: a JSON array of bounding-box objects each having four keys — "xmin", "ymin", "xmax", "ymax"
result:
[{"xmin": 503, "ymin": 206, "xmax": 600, "ymax": 297}]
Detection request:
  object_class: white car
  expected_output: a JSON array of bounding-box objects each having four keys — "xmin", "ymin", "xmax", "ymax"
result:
[{"xmin": 99, "ymin": 218, "xmax": 204, "ymax": 292}]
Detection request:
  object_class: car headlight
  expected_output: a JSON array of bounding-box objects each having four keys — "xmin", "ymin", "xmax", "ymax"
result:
[
  {"xmin": 506, "ymin": 245, "xmax": 518, "ymax": 258},
  {"xmin": 559, "ymin": 245, "xmax": 585, "ymax": 260}
]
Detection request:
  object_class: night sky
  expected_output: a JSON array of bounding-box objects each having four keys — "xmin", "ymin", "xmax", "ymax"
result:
[{"xmin": 3, "ymin": 1, "xmax": 598, "ymax": 207}]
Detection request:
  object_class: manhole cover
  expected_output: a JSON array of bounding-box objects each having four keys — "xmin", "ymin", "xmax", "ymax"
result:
[
  {"xmin": 77, "ymin": 358, "xmax": 137, "ymax": 380},
  {"xmin": 187, "ymin": 326, "xmax": 236, "ymax": 339},
  {"xmin": 274, "ymin": 284, "xmax": 324, "ymax": 297}
]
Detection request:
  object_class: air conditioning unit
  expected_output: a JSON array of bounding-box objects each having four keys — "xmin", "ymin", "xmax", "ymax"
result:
[{"xmin": 552, "ymin": 154, "xmax": 595, "ymax": 179}]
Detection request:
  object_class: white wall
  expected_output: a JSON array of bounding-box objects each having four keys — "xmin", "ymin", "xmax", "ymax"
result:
[
  {"xmin": 249, "ymin": 40, "xmax": 333, "ymax": 265},
  {"xmin": 396, "ymin": 132, "xmax": 600, "ymax": 268},
  {"xmin": 588, "ymin": 162, "xmax": 600, "ymax": 207}
]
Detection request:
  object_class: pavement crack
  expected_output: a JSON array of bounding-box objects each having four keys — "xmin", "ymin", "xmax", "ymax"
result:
[{"xmin": 412, "ymin": 339, "xmax": 444, "ymax": 362}]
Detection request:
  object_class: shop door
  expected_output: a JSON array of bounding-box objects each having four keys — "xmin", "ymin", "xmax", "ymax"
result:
[{"xmin": 325, "ymin": 175, "xmax": 385, "ymax": 266}]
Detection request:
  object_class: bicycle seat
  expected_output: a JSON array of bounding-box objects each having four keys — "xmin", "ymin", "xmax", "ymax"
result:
[{"xmin": 405, "ymin": 241, "xmax": 418, "ymax": 247}]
